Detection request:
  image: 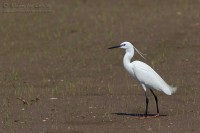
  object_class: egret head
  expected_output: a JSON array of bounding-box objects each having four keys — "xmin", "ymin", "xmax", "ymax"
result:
[
  {"xmin": 119, "ymin": 42, "xmax": 133, "ymax": 49},
  {"xmin": 108, "ymin": 41, "xmax": 133, "ymax": 50},
  {"xmin": 108, "ymin": 41, "xmax": 146, "ymax": 59}
]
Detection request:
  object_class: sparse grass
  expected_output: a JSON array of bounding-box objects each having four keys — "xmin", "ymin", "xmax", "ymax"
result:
[
  {"xmin": 1, "ymin": 97, "xmax": 17, "ymax": 133},
  {"xmin": 151, "ymin": 43, "xmax": 171, "ymax": 67},
  {"xmin": 0, "ymin": 0, "xmax": 200, "ymax": 132}
]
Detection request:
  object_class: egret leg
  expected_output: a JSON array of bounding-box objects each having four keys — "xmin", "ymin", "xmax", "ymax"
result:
[
  {"xmin": 141, "ymin": 84, "xmax": 149, "ymax": 117},
  {"xmin": 150, "ymin": 89, "xmax": 159, "ymax": 116},
  {"xmin": 144, "ymin": 91, "xmax": 149, "ymax": 117}
]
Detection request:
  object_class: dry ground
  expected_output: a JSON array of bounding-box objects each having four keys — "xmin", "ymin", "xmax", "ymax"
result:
[{"xmin": 0, "ymin": 0, "xmax": 200, "ymax": 133}]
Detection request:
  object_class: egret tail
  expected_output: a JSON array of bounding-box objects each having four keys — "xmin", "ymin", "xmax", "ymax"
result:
[
  {"xmin": 149, "ymin": 64, "xmax": 177, "ymax": 95},
  {"xmin": 158, "ymin": 78, "xmax": 177, "ymax": 95},
  {"xmin": 164, "ymin": 85, "xmax": 177, "ymax": 95}
]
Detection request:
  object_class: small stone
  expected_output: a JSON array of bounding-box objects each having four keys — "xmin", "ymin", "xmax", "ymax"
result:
[{"xmin": 49, "ymin": 98, "xmax": 58, "ymax": 100}]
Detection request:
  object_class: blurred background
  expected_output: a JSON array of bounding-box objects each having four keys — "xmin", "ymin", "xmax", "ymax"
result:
[{"xmin": 0, "ymin": 0, "xmax": 200, "ymax": 132}]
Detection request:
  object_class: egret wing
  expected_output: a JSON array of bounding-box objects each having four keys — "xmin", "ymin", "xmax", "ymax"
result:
[{"xmin": 132, "ymin": 61, "xmax": 175, "ymax": 95}]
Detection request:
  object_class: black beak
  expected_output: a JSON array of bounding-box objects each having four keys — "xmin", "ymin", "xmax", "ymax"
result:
[{"xmin": 108, "ymin": 45, "xmax": 121, "ymax": 49}]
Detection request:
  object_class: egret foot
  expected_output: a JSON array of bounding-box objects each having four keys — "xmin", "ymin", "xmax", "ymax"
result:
[
  {"xmin": 154, "ymin": 113, "xmax": 160, "ymax": 117},
  {"xmin": 135, "ymin": 114, "xmax": 160, "ymax": 119}
]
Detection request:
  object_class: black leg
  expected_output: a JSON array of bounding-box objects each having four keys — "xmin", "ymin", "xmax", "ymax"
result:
[
  {"xmin": 150, "ymin": 89, "xmax": 159, "ymax": 114},
  {"xmin": 144, "ymin": 91, "xmax": 149, "ymax": 117}
]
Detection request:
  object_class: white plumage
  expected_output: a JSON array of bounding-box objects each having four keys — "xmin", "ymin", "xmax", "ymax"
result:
[
  {"xmin": 108, "ymin": 41, "xmax": 177, "ymax": 117},
  {"xmin": 132, "ymin": 61, "xmax": 177, "ymax": 95}
]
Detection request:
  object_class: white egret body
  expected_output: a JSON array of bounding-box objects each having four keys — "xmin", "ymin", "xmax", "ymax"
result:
[{"xmin": 108, "ymin": 42, "xmax": 177, "ymax": 117}]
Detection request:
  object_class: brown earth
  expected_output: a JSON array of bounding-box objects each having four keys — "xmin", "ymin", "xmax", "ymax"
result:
[{"xmin": 0, "ymin": 0, "xmax": 200, "ymax": 133}]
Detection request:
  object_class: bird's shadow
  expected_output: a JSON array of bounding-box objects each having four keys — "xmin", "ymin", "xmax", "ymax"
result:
[{"xmin": 112, "ymin": 113, "xmax": 167, "ymax": 117}]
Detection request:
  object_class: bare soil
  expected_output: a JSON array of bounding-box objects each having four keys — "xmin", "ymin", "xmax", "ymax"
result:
[{"xmin": 0, "ymin": 0, "xmax": 200, "ymax": 133}]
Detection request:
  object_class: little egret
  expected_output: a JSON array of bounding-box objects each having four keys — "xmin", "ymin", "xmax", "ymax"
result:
[{"xmin": 108, "ymin": 42, "xmax": 177, "ymax": 118}]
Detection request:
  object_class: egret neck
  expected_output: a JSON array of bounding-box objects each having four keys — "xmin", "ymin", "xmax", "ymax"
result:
[{"xmin": 123, "ymin": 48, "xmax": 134, "ymax": 76}]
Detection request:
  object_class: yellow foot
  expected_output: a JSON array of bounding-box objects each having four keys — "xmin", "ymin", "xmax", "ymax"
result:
[
  {"xmin": 135, "ymin": 114, "xmax": 159, "ymax": 119},
  {"xmin": 154, "ymin": 113, "xmax": 160, "ymax": 117}
]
